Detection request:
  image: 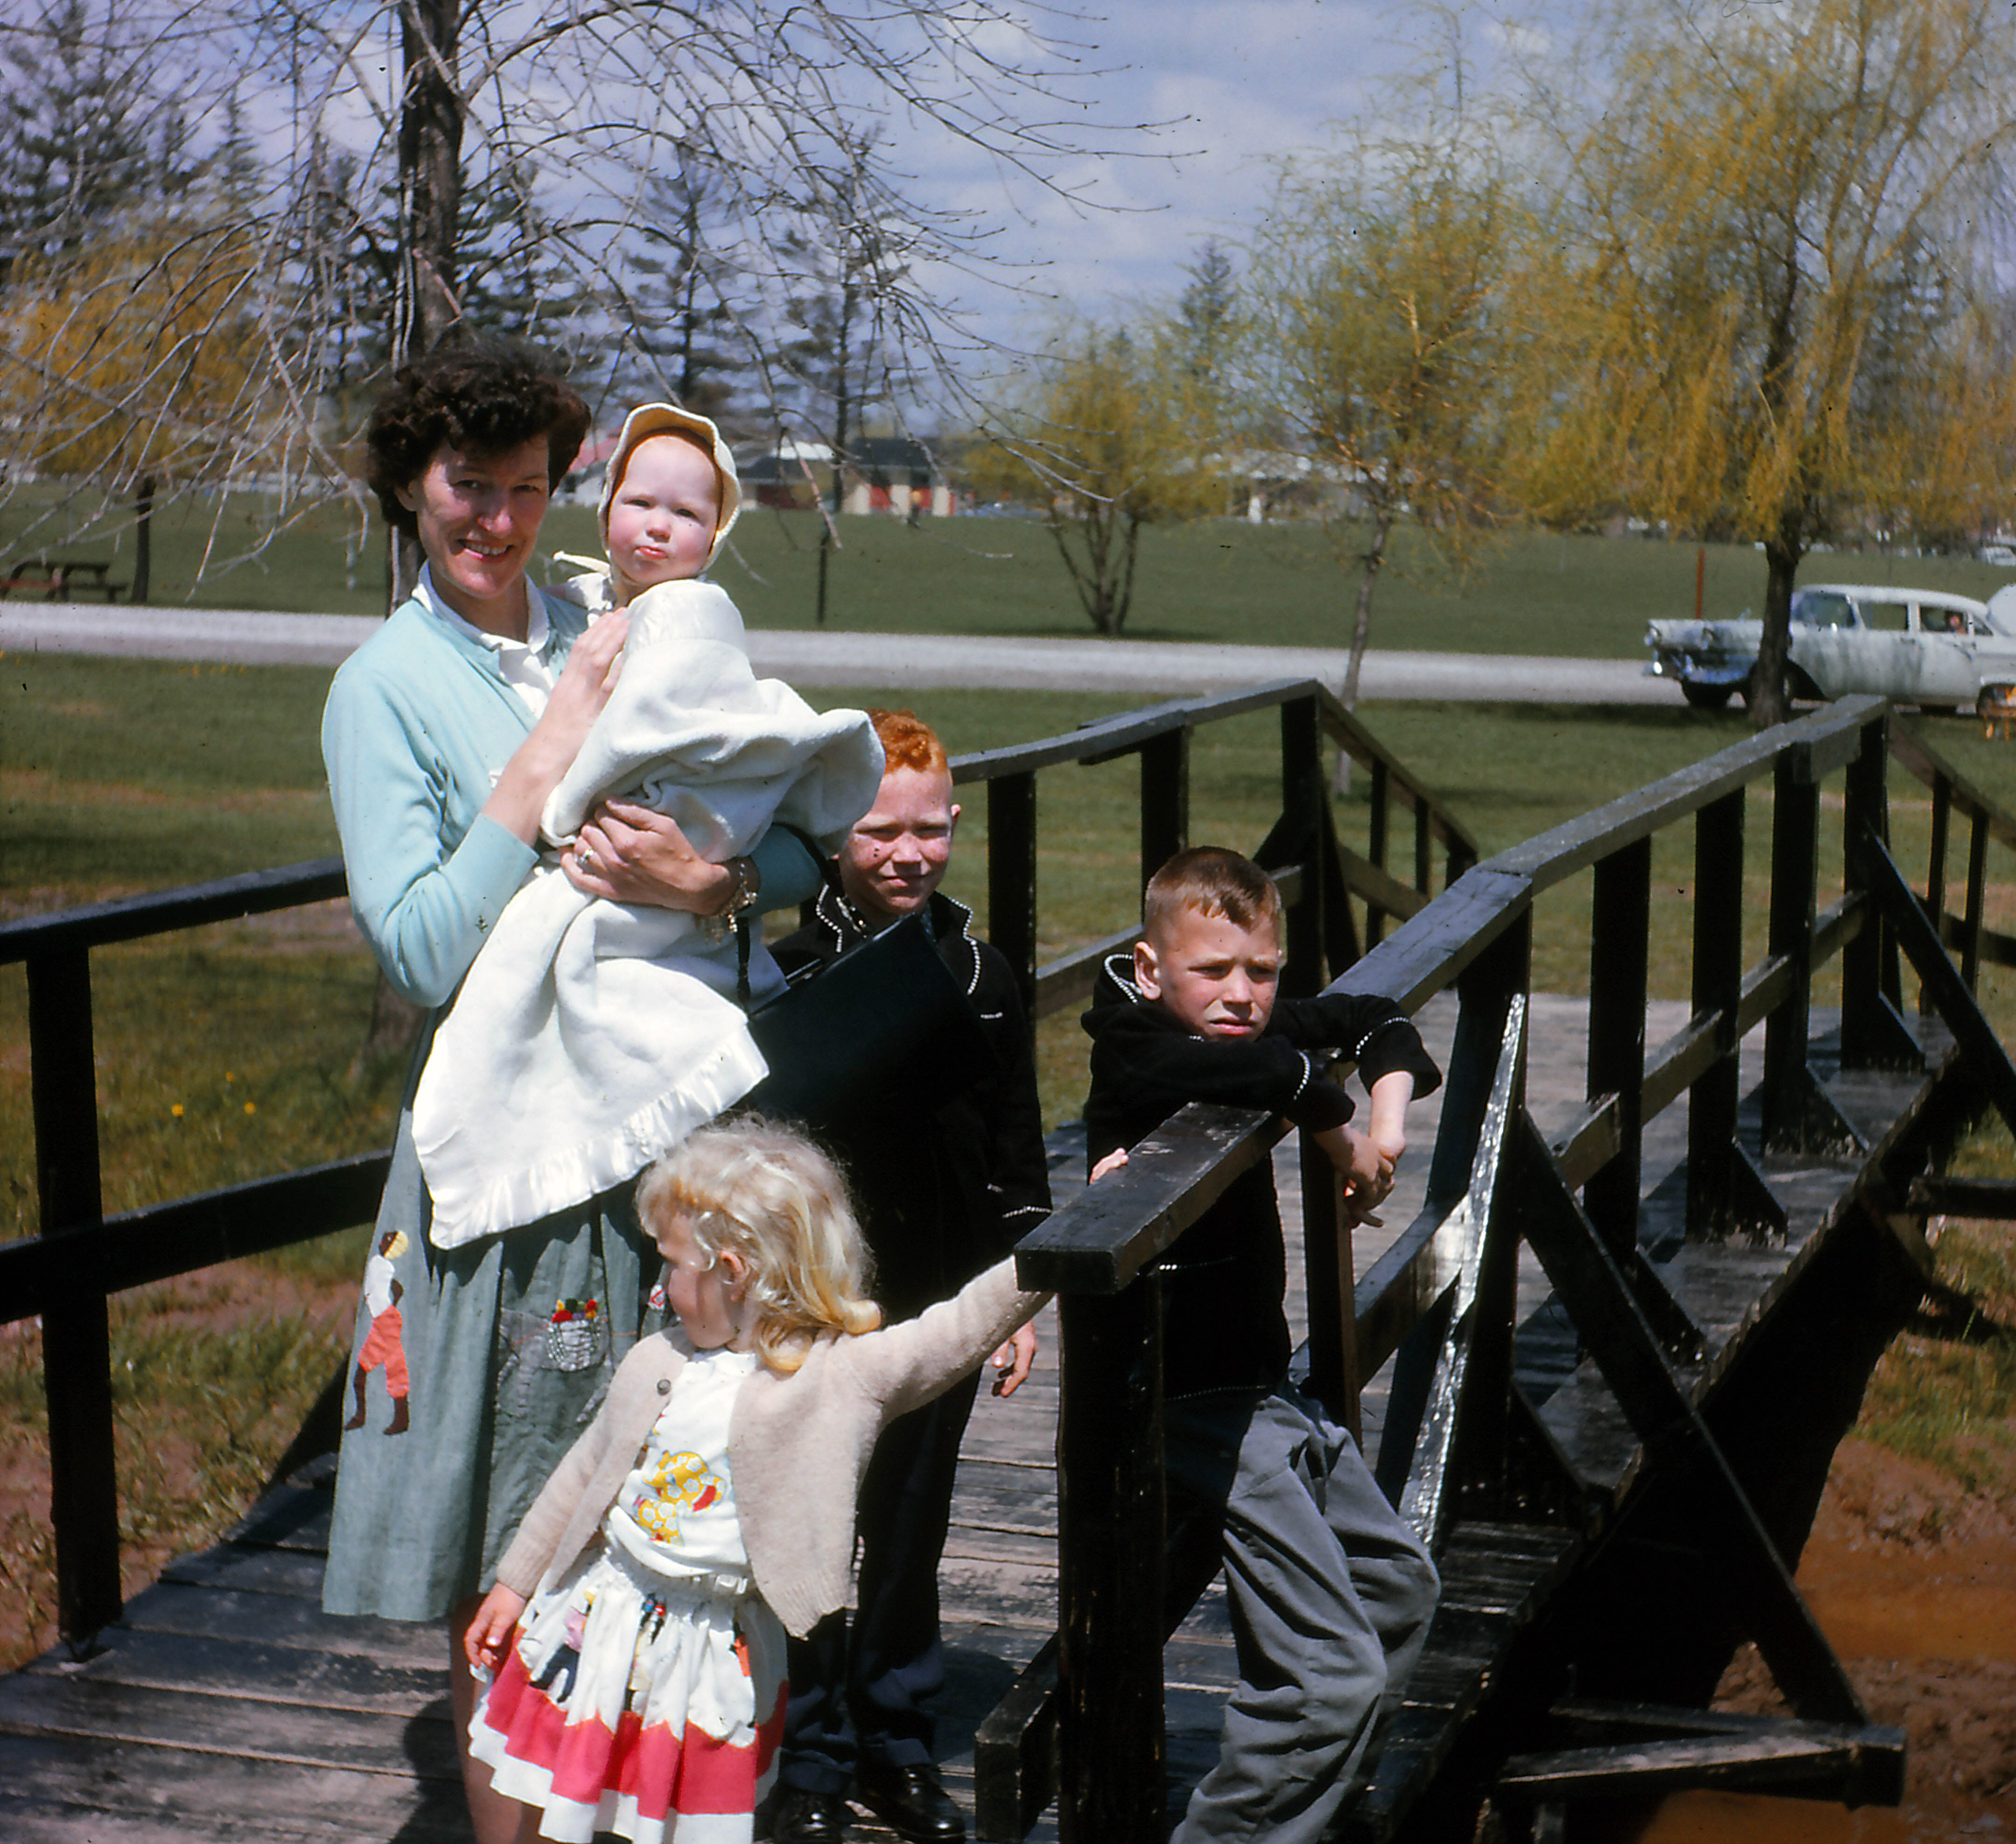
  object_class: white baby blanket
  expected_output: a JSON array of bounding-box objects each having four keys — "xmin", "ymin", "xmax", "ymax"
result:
[{"xmin": 413, "ymin": 580, "xmax": 882, "ymax": 1248}]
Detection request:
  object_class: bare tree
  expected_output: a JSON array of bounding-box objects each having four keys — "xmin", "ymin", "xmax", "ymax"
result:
[
  {"xmin": 1245, "ymin": 121, "xmax": 1509, "ymax": 717},
  {"xmin": 0, "ymin": 0, "xmax": 1149, "ymax": 601}
]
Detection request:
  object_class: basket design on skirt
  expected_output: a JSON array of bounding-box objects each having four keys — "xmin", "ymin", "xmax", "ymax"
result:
[{"xmin": 546, "ymin": 1297, "xmax": 604, "ymax": 1372}]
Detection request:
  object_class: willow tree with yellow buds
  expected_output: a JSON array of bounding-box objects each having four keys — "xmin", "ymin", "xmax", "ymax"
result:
[
  {"xmin": 1244, "ymin": 118, "xmax": 1511, "ymax": 714},
  {"xmin": 979, "ymin": 317, "xmax": 1227, "ymax": 635},
  {"xmin": 1507, "ymin": 0, "xmax": 2016, "ymax": 726}
]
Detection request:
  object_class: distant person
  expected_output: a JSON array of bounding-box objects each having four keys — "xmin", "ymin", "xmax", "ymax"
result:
[
  {"xmin": 409, "ymin": 401, "xmax": 882, "ymax": 1248},
  {"xmin": 460, "ymin": 1116, "xmax": 1051, "ymax": 1844},
  {"xmin": 1081, "ymin": 846, "xmax": 1443, "ymax": 1844},
  {"xmin": 766, "ymin": 708, "xmax": 1053, "ymax": 1844},
  {"xmin": 320, "ymin": 345, "xmax": 826, "ymax": 1844}
]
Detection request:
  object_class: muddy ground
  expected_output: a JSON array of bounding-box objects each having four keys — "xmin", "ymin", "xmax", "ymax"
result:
[{"xmin": 1629, "ymin": 1436, "xmax": 2016, "ymax": 1841}]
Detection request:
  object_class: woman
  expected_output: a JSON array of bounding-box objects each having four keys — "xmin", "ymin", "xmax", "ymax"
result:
[{"xmin": 319, "ymin": 343, "xmax": 821, "ymax": 1844}]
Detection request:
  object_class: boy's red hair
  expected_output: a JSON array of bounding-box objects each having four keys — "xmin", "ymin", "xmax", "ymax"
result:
[
  {"xmin": 869, "ymin": 708, "xmax": 950, "ymax": 776},
  {"xmin": 1143, "ymin": 846, "xmax": 1282, "ymax": 940}
]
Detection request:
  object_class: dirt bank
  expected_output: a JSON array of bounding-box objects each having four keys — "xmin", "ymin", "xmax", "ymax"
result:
[{"xmin": 1631, "ymin": 1436, "xmax": 2016, "ymax": 1841}]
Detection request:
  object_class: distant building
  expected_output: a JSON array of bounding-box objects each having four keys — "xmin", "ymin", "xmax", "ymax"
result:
[{"xmin": 739, "ymin": 436, "xmax": 959, "ymax": 517}]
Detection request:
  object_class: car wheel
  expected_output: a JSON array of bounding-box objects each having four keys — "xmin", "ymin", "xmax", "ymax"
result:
[{"xmin": 1680, "ymin": 681, "xmax": 1733, "ymax": 709}]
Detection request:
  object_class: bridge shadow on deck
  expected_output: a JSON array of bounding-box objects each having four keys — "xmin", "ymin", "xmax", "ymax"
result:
[{"xmin": 0, "ymin": 997, "xmax": 1947, "ymax": 1842}]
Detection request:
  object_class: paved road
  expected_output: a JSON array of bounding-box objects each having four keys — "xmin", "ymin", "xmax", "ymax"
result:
[{"xmin": 0, "ymin": 601, "xmax": 1673, "ymax": 703}]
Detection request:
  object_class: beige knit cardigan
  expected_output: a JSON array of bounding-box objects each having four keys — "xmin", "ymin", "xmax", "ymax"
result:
[{"xmin": 491, "ymin": 1258, "xmax": 1046, "ymax": 1638}]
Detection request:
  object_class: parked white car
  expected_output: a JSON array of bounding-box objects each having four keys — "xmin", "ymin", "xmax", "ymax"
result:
[{"xmin": 1645, "ymin": 583, "xmax": 2016, "ymax": 713}]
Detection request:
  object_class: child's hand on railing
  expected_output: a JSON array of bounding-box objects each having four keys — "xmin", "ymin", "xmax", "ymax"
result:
[
  {"xmin": 1316, "ymin": 1123, "xmax": 1394, "ymax": 1227},
  {"xmin": 1088, "ymin": 1147, "xmax": 1130, "ymax": 1183}
]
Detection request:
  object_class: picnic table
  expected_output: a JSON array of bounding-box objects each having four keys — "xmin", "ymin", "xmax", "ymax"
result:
[{"xmin": 0, "ymin": 558, "xmax": 127, "ymax": 601}]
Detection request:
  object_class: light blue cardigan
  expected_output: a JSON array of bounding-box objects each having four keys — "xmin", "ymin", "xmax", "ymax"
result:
[{"xmin": 322, "ymin": 587, "xmax": 815, "ymax": 1008}]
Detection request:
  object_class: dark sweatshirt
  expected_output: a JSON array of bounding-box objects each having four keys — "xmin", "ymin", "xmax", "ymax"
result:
[
  {"xmin": 774, "ymin": 883, "xmax": 1053, "ymax": 1319},
  {"xmin": 1082, "ymin": 953, "xmax": 1441, "ymax": 1400}
]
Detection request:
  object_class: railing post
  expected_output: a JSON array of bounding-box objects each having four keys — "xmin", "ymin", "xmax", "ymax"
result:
[
  {"xmin": 988, "ymin": 770, "xmax": 1039, "ymax": 1016},
  {"xmin": 1586, "ymin": 838, "xmax": 1651, "ymax": 1257},
  {"xmin": 1445, "ymin": 914, "xmax": 1530, "ymax": 1523},
  {"xmin": 1688, "ymin": 791, "xmax": 1745, "ymax": 1237},
  {"xmin": 1762, "ymin": 747, "xmax": 1820, "ymax": 1153},
  {"xmin": 1139, "ymin": 726, "xmax": 1189, "ymax": 890},
  {"xmin": 1379, "ymin": 909, "xmax": 1531, "ymax": 1510},
  {"xmin": 1921, "ymin": 773, "xmax": 1953, "ymax": 1016},
  {"xmin": 1055, "ymin": 1283, "xmax": 1166, "ymax": 1844},
  {"xmin": 1300, "ymin": 1144, "xmax": 1361, "ymax": 1441},
  {"xmin": 1841, "ymin": 716, "xmax": 1915, "ymax": 1069},
  {"xmin": 27, "ymin": 947, "xmax": 123, "ymax": 1645},
  {"xmin": 1367, "ymin": 759, "xmax": 1390, "ymax": 950},
  {"xmin": 1281, "ymin": 695, "xmax": 1326, "ymax": 996},
  {"xmin": 1962, "ymin": 812, "xmax": 1988, "ymax": 995}
]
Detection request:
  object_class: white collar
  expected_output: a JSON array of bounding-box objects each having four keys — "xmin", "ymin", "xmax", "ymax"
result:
[{"xmin": 415, "ymin": 564, "xmax": 553, "ymax": 659}]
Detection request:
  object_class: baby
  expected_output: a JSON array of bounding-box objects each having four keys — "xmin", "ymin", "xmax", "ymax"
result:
[
  {"xmin": 412, "ymin": 404, "xmax": 882, "ymax": 1250},
  {"xmin": 553, "ymin": 399, "xmax": 742, "ymax": 619}
]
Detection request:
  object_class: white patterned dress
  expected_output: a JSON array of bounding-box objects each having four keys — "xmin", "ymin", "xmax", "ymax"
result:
[{"xmin": 469, "ymin": 1347, "xmax": 785, "ymax": 1843}]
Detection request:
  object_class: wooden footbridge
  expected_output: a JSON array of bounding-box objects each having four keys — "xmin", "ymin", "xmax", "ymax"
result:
[{"xmin": 7, "ymin": 685, "xmax": 2016, "ymax": 1842}]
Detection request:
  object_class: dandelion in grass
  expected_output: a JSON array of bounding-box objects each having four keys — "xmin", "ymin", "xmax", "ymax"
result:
[
  {"xmin": 171, "ymin": 1104, "xmax": 184, "ymax": 1118},
  {"xmin": 244, "ymin": 1102, "xmax": 256, "ymax": 1116}
]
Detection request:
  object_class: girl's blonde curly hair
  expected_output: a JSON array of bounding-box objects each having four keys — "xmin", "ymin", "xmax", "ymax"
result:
[{"xmin": 636, "ymin": 1116, "xmax": 880, "ymax": 1373}]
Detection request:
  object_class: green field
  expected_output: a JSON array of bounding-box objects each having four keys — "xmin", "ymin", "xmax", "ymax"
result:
[{"xmin": 8, "ymin": 485, "xmax": 2015, "ymax": 656}]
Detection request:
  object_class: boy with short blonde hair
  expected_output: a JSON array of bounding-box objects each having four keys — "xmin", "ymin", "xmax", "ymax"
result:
[{"xmin": 1083, "ymin": 845, "xmax": 1443, "ymax": 1844}]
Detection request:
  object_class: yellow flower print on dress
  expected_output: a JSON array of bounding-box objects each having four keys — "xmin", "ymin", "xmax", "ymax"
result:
[{"xmin": 632, "ymin": 1450, "xmax": 725, "ymax": 1546}]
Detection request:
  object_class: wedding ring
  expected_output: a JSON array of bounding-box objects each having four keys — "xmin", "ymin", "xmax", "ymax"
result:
[{"xmin": 579, "ymin": 845, "xmax": 598, "ymax": 871}]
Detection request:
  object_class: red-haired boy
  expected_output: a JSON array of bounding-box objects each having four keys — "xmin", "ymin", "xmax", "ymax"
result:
[{"xmin": 769, "ymin": 709, "xmax": 1051, "ymax": 1844}]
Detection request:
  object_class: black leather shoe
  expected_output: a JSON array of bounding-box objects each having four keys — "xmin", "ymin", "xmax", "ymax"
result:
[
  {"xmin": 773, "ymin": 1786, "xmax": 850, "ymax": 1844},
  {"xmin": 854, "ymin": 1763, "xmax": 966, "ymax": 1844}
]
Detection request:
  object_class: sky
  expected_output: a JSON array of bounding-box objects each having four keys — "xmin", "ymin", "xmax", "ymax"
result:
[{"xmin": 896, "ymin": 0, "xmax": 1554, "ymax": 349}]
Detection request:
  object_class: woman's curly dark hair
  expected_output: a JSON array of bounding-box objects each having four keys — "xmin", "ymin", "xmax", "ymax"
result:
[{"xmin": 365, "ymin": 342, "xmax": 592, "ymax": 538}]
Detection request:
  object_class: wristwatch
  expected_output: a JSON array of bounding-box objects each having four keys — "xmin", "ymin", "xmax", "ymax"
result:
[{"xmin": 698, "ymin": 854, "xmax": 760, "ymax": 945}]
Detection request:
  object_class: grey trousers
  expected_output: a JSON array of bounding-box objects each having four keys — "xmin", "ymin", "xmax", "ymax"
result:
[{"xmin": 1164, "ymin": 1382, "xmax": 1440, "ymax": 1844}]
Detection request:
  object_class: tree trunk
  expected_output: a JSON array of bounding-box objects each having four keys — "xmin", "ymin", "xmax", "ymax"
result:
[
  {"xmin": 366, "ymin": 0, "xmax": 465, "ymax": 1051},
  {"xmin": 818, "ymin": 285, "xmax": 854, "ymax": 628},
  {"xmin": 132, "ymin": 473, "xmax": 155, "ymax": 605},
  {"xmin": 1335, "ymin": 506, "xmax": 1394, "ymax": 792},
  {"xmin": 390, "ymin": 0, "xmax": 465, "ymax": 611},
  {"xmin": 1748, "ymin": 531, "xmax": 1804, "ymax": 730}
]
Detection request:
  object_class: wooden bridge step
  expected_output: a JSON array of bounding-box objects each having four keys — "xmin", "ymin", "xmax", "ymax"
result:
[
  {"xmin": 118, "ymin": 1578, "xmax": 445, "ymax": 1668},
  {"xmin": 1497, "ymin": 1715, "xmax": 1906, "ymax": 1805},
  {"xmin": 0, "ymin": 1723, "xmax": 468, "ymax": 1843},
  {"xmin": 1347, "ymin": 1521, "xmax": 1581, "ymax": 1844},
  {"xmin": 0, "ymin": 1669, "xmax": 458, "ymax": 1778},
  {"xmin": 19, "ymin": 1621, "xmax": 448, "ymax": 1716}
]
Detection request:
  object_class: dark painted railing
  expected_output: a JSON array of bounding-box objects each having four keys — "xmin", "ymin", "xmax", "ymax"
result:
[
  {"xmin": 0, "ymin": 676, "xmax": 1472, "ymax": 1649},
  {"xmin": 984, "ymin": 696, "xmax": 2016, "ymax": 1842}
]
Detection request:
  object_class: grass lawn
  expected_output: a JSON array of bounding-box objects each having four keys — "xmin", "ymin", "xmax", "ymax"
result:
[{"xmin": 10, "ymin": 483, "xmax": 2016, "ymax": 657}]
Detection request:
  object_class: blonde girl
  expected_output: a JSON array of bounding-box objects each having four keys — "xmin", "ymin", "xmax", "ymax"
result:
[{"xmin": 462, "ymin": 1117, "xmax": 1046, "ymax": 1844}]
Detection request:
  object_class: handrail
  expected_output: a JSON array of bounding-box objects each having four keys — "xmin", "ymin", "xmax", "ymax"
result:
[
  {"xmin": 0, "ymin": 857, "xmax": 348, "ymax": 963},
  {"xmin": 990, "ymin": 693, "xmax": 2016, "ymax": 1841}
]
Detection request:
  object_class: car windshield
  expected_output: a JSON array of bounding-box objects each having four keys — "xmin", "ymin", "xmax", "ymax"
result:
[{"xmin": 1792, "ymin": 591, "xmax": 1857, "ymax": 629}]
